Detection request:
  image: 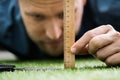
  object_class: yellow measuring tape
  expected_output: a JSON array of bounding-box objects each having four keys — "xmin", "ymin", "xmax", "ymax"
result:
[{"xmin": 64, "ymin": 0, "xmax": 75, "ymax": 68}]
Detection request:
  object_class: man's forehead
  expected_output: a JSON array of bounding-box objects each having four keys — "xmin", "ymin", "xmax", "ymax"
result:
[
  {"xmin": 29, "ymin": 0, "xmax": 62, "ymax": 4},
  {"xmin": 22, "ymin": 0, "xmax": 63, "ymax": 8}
]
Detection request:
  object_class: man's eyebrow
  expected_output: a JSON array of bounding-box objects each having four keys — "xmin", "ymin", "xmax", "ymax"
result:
[
  {"xmin": 57, "ymin": 11, "xmax": 63, "ymax": 15},
  {"xmin": 25, "ymin": 11, "xmax": 45, "ymax": 16}
]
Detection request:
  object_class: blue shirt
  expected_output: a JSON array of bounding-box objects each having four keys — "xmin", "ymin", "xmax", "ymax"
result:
[
  {"xmin": 0, "ymin": 0, "xmax": 120, "ymax": 59},
  {"xmin": 0, "ymin": 0, "xmax": 48, "ymax": 59}
]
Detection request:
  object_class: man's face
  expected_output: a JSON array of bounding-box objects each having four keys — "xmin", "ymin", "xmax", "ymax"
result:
[{"xmin": 19, "ymin": 0, "xmax": 85, "ymax": 56}]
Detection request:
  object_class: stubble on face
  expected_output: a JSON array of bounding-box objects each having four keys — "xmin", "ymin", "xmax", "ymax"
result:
[
  {"xmin": 19, "ymin": 0, "xmax": 84, "ymax": 57},
  {"xmin": 19, "ymin": 0, "xmax": 64, "ymax": 56}
]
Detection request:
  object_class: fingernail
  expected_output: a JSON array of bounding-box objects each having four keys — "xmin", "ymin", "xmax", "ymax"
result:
[{"xmin": 71, "ymin": 48, "xmax": 76, "ymax": 54}]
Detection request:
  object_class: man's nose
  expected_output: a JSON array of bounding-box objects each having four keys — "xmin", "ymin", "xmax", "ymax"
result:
[{"xmin": 46, "ymin": 19, "xmax": 62, "ymax": 40}]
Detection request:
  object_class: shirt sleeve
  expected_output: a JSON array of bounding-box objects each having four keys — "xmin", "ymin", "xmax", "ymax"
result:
[
  {"xmin": 0, "ymin": 0, "xmax": 30, "ymax": 58},
  {"xmin": 0, "ymin": 0, "xmax": 13, "ymax": 38}
]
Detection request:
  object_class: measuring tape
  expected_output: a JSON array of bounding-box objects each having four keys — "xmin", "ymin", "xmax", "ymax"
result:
[{"xmin": 64, "ymin": 0, "xmax": 75, "ymax": 68}]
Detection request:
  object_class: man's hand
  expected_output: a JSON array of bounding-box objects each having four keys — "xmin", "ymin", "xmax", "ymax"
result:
[{"xmin": 71, "ymin": 25, "xmax": 120, "ymax": 66}]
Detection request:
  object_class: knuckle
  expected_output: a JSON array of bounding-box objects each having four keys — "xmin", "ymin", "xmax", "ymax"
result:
[
  {"xmin": 89, "ymin": 37, "xmax": 100, "ymax": 48},
  {"xmin": 106, "ymin": 24, "xmax": 114, "ymax": 30},
  {"xmin": 110, "ymin": 31, "xmax": 120, "ymax": 41},
  {"xmin": 100, "ymin": 24, "xmax": 113, "ymax": 31},
  {"xmin": 113, "ymin": 31, "xmax": 120, "ymax": 37},
  {"xmin": 85, "ymin": 30, "xmax": 96, "ymax": 39},
  {"xmin": 105, "ymin": 58, "xmax": 113, "ymax": 66},
  {"xmin": 96, "ymin": 52, "xmax": 105, "ymax": 61},
  {"xmin": 88, "ymin": 37, "xmax": 100, "ymax": 54}
]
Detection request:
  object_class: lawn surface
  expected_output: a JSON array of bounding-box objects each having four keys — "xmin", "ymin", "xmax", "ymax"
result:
[{"xmin": 0, "ymin": 57, "xmax": 120, "ymax": 80}]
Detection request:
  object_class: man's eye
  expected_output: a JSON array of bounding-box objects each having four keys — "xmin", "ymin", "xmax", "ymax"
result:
[
  {"xmin": 57, "ymin": 13, "xmax": 63, "ymax": 19},
  {"xmin": 33, "ymin": 14, "xmax": 46, "ymax": 21}
]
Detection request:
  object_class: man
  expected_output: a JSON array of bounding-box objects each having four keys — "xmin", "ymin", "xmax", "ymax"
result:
[{"xmin": 0, "ymin": 0, "xmax": 120, "ymax": 66}]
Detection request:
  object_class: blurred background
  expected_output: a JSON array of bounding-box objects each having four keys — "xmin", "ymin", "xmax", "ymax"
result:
[{"xmin": 0, "ymin": 46, "xmax": 17, "ymax": 61}]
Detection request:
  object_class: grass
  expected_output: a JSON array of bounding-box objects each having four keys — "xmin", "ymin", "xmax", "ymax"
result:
[{"xmin": 0, "ymin": 57, "xmax": 120, "ymax": 80}]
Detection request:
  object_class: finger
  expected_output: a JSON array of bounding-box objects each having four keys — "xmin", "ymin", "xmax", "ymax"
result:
[
  {"xmin": 95, "ymin": 37, "xmax": 120, "ymax": 61},
  {"xmin": 88, "ymin": 34, "xmax": 113, "ymax": 55},
  {"xmin": 77, "ymin": 45, "xmax": 89, "ymax": 55},
  {"xmin": 95, "ymin": 42, "xmax": 120, "ymax": 61},
  {"xmin": 71, "ymin": 25, "xmax": 113, "ymax": 54},
  {"xmin": 89, "ymin": 30, "xmax": 120, "ymax": 60},
  {"xmin": 105, "ymin": 52, "xmax": 120, "ymax": 66}
]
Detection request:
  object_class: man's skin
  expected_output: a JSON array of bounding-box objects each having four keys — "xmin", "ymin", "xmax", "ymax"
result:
[
  {"xmin": 19, "ymin": 0, "xmax": 120, "ymax": 66},
  {"xmin": 19, "ymin": 0, "xmax": 85, "ymax": 56}
]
